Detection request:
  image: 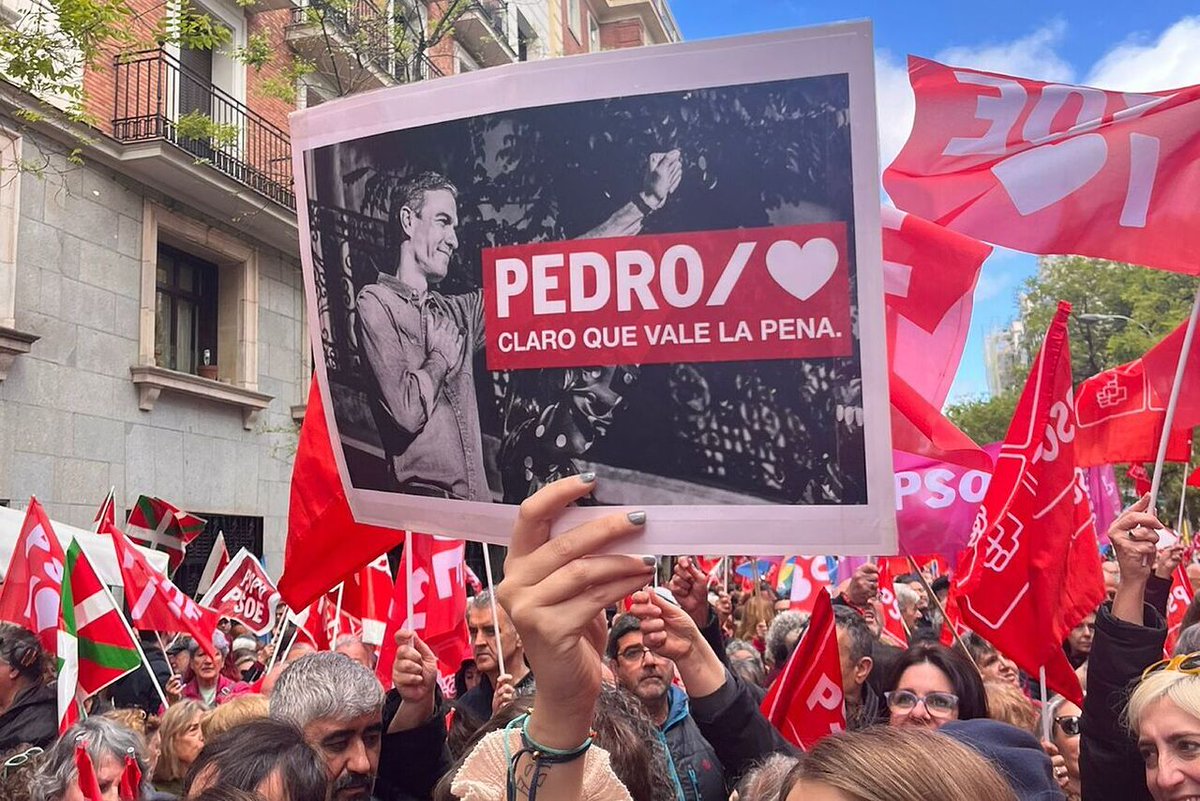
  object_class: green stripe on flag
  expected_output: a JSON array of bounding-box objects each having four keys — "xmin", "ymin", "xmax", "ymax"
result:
[{"xmin": 77, "ymin": 639, "xmax": 142, "ymax": 672}]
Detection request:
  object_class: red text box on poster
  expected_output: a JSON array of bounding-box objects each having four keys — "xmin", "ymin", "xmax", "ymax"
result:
[{"xmin": 482, "ymin": 223, "xmax": 852, "ymax": 370}]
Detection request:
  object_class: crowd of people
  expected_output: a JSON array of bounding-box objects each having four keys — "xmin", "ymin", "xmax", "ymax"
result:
[{"xmin": 0, "ymin": 477, "xmax": 1197, "ymax": 801}]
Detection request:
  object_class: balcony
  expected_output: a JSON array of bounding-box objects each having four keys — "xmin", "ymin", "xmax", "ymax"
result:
[
  {"xmin": 287, "ymin": 0, "xmax": 395, "ymax": 89},
  {"xmin": 454, "ymin": 1, "xmax": 516, "ymax": 67},
  {"xmin": 112, "ymin": 49, "xmax": 295, "ymax": 211},
  {"xmin": 592, "ymin": 0, "xmax": 681, "ymax": 44}
]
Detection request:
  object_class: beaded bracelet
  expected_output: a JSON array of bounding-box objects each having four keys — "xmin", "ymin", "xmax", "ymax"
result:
[{"xmin": 505, "ymin": 713, "xmax": 595, "ymax": 801}]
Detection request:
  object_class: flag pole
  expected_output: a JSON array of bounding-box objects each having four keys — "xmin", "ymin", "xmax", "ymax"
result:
[
  {"xmin": 99, "ymin": 578, "xmax": 169, "ymax": 711},
  {"xmin": 481, "ymin": 541, "xmax": 507, "ymax": 678},
  {"xmin": 1178, "ymin": 462, "xmax": 1191, "ymax": 536},
  {"xmin": 1039, "ymin": 666, "xmax": 1052, "ymax": 742},
  {"xmin": 906, "ymin": 555, "xmax": 980, "ymax": 671},
  {"xmin": 332, "ymin": 582, "xmax": 345, "ymax": 641},
  {"xmin": 1150, "ymin": 285, "xmax": 1200, "ymax": 510},
  {"xmin": 404, "ymin": 534, "xmax": 415, "ymax": 636}
]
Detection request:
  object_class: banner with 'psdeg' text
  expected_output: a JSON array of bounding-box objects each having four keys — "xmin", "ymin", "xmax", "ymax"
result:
[{"xmin": 290, "ymin": 23, "xmax": 895, "ymax": 555}]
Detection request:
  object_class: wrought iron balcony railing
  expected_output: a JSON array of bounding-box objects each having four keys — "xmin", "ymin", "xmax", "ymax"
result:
[{"xmin": 112, "ymin": 49, "xmax": 295, "ymax": 210}]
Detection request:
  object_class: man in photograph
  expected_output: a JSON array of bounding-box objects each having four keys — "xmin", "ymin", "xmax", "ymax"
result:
[{"xmin": 355, "ymin": 151, "xmax": 683, "ymax": 500}]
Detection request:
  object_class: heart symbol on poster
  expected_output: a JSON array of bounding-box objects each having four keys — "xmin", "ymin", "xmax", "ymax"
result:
[
  {"xmin": 765, "ymin": 237, "xmax": 839, "ymax": 301},
  {"xmin": 992, "ymin": 133, "xmax": 1107, "ymax": 216}
]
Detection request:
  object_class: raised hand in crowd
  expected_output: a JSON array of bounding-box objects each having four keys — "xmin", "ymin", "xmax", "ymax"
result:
[
  {"xmin": 164, "ymin": 674, "xmax": 184, "ymax": 705},
  {"xmin": 842, "ymin": 562, "xmax": 880, "ymax": 608},
  {"xmin": 387, "ymin": 629, "xmax": 439, "ymax": 733},
  {"xmin": 490, "ymin": 673, "xmax": 517, "ymax": 716},
  {"xmin": 1153, "ymin": 542, "xmax": 1184, "ymax": 581},
  {"xmin": 1108, "ymin": 493, "xmax": 1164, "ymax": 624},
  {"xmin": 668, "ymin": 556, "xmax": 712, "ymax": 628},
  {"xmin": 493, "ymin": 475, "xmax": 655, "ymax": 800},
  {"xmin": 630, "ymin": 587, "xmax": 725, "ymax": 697}
]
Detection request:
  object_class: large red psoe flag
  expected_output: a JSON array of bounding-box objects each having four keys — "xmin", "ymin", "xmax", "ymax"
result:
[
  {"xmin": 953, "ymin": 302, "xmax": 1105, "ymax": 705},
  {"xmin": 1141, "ymin": 316, "xmax": 1200, "ymax": 432},
  {"xmin": 1075, "ymin": 356, "xmax": 1191, "ymax": 467},
  {"xmin": 108, "ymin": 522, "xmax": 220, "ymax": 658},
  {"xmin": 282, "ymin": 377, "xmax": 406, "ymax": 609},
  {"xmin": 760, "ymin": 589, "xmax": 845, "ymax": 750},
  {"xmin": 376, "ymin": 534, "xmax": 471, "ymax": 699},
  {"xmin": 885, "ymin": 56, "xmax": 1200, "ymax": 274}
]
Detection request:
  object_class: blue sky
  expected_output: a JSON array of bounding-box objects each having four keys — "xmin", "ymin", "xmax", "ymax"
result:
[{"xmin": 670, "ymin": 3, "xmax": 1200, "ymax": 402}]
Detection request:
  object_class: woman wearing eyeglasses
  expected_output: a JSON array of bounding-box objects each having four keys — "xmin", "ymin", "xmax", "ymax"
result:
[
  {"xmin": 882, "ymin": 642, "xmax": 989, "ymax": 730},
  {"xmin": 1046, "ymin": 696, "xmax": 1082, "ymax": 801}
]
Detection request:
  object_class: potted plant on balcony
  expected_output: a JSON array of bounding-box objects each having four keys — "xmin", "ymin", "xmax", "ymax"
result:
[{"xmin": 198, "ymin": 348, "xmax": 219, "ymax": 381}]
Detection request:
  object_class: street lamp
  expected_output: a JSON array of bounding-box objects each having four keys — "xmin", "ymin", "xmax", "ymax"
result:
[{"xmin": 1075, "ymin": 312, "xmax": 1155, "ymax": 337}]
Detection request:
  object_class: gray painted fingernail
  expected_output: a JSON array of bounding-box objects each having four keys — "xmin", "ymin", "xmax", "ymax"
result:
[
  {"xmin": 642, "ymin": 555, "xmax": 657, "ymax": 567},
  {"xmin": 578, "ymin": 472, "xmax": 597, "ymax": 483},
  {"xmin": 627, "ymin": 511, "xmax": 647, "ymax": 525}
]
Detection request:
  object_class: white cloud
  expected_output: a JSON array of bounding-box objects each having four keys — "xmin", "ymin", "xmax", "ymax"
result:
[
  {"xmin": 874, "ymin": 49, "xmax": 915, "ymax": 172},
  {"xmin": 1085, "ymin": 16, "xmax": 1200, "ymax": 91},
  {"xmin": 935, "ymin": 20, "xmax": 1076, "ymax": 83}
]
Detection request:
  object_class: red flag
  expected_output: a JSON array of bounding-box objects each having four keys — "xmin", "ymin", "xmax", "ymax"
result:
[
  {"xmin": 1075, "ymin": 358, "xmax": 1191, "ymax": 467},
  {"xmin": 890, "ymin": 372, "xmax": 991, "ymax": 471},
  {"xmin": 93, "ymin": 490, "xmax": 116, "ymax": 532},
  {"xmin": 787, "ymin": 556, "xmax": 833, "ymax": 614},
  {"xmin": 198, "ymin": 550, "xmax": 281, "ymax": 636},
  {"xmin": 1165, "ymin": 564, "xmax": 1195, "ymax": 657},
  {"xmin": 884, "ymin": 57, "xmax": 1200, "ymax": 274},
  {"xmin": 953, "ymin": 302, "xmax": 1105, "ymax": 706},
  {"xmin": 760, "ymin": 590, "xmax": 845, "ymax": 749},
  {"xmin": 109, "ymin": 522, "xmax": 220, "ymax": 658},
  {"xmin": 75, "ymin": 742, "xmax": 104, "ymax": 801},
  {"xmin": 282, "ymin": 377, "xmax": 406, "ymax": 609},
  {"xmin": 1127, "ymin": 464, "xmax": 1152, "ymax": 497},
  {"xmin": 884, "ymin": 205, "xmax": 991, "ymax": 409},
  {"xmin": 0, "ymin": 499, "xmax": 67, "ymax": 654},
  {"xmin": 1189, "ymin": 467, "xmax": 1200, "ymax": 489},
  {"xmin": 196, "ymin": 531, "xmax": 231, "ymax": 596},
  {"xmin": 376, "ymin": 534, "xmax": 471, "ymax": 698},
  {"xmin": 1142, "ymin": 317, "xmax": 1200, "ymax": 431},
  {"xmin": 876, "ymin": 559, "xmax": 909, "ymax": 645},
  {"xmin": 118, "ymin": 753, "xmax": 142, "ymax": 801},
  {"xmin": 338, "ymin": 555, "xmax": 394, "ymax": 646}
]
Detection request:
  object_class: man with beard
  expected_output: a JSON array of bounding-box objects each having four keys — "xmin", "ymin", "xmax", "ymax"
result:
[
  {"xmin": 607, "ymin": 613, "xmax": 725, "ymax": 801},
  {"xmin": 459, "ymin": 591, "xmax": 534, "ymax": 720},
  {"xmin": 270, "ymin": 653, "xmax": 383, "ymax": 801}
]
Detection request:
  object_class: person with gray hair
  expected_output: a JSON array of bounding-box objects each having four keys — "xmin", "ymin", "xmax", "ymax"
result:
[
  {"xmin": 461, "ymin": 590, "xmax": 533, "ymax": 721},
  {"xmin": 334, "ymin": 634, "xmax": 377, "ymax": 670},
  {"xmin": 28, "ymin": 716, "xmax": 148, "ymax": 801},
  {"xmin": 833, "ymin": 605, "xmax": 881, "ymax": 729},
  {"xmin": 270, "ymin": 652, "xmax": 385, "ymax": 801},
  {"xmin": 764, "ymin": 611, "xmax": 809, "ymax": 674},
  {"xmin": 895, "ymin": 583, "xmax": 923, "ymax": 638}
]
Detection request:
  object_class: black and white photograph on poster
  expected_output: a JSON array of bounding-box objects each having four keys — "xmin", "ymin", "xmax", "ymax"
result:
[{"xmin": 292, "ymin": 24, "xmax": 896, "ymax": 555}]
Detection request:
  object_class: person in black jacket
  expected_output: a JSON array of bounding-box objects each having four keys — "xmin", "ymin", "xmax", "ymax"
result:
[
  {"xmin": 1080, "ymin": 493, "xmax": 1170, "ymax": 801},
  {"xmin": 110, "ymin": 631, "xmax": 173, "ymax": 715},
  {"xmin": 0, "ymin": 623, "xmax": 57, "ymax": 752}
]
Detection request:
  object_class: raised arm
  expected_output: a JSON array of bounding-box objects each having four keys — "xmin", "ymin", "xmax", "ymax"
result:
[{"xmin": 579, "ymin": 149, "xmax": 683, "ymax": 240}]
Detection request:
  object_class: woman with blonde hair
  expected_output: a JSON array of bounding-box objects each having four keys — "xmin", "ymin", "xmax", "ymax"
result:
[
  {"xmin": 779, "ymin": 726, "xmax": 1018, "ymax": 801},
  {"xmin": 155, "ymin": 699, "xmax": 207, "ymax": 797},
  {"xmin": 736, "ymin": 595, "xmax": 777, "ymax": 656},
  {"xmin": 200, "ymin": 694, "xmax": 269, "ymax": 741}
]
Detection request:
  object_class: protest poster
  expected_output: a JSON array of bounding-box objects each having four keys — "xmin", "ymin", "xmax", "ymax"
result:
[{"xmin": 291, "ymin": 23, "xmax": 895, "ymax": 555}]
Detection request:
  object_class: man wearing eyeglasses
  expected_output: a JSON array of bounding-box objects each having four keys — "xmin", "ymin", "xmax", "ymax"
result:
[{"xmin": 607, "ymin": 613, "xmax": 725, "ymax": 801}]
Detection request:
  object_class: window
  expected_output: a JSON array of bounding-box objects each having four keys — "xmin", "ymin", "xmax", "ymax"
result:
[
  {"xmin": 567, "ymin": 0, "xmax": 580, "ymax": 40},
  {"xmin": 588, "ymin": 14, "xmax": 600, "ymax": 52},
  {"xmin": 174, "ymin": 514, "xmax": 263, "ymax": 596},
  {"xmin": 155, "ymin": 244, "xmax": 219, "ymax": 375}
]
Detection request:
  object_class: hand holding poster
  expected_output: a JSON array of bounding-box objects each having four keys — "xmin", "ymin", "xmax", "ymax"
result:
[{"xmin": 292, "ymin": 24, "xmax": 894, "ymax": 555}]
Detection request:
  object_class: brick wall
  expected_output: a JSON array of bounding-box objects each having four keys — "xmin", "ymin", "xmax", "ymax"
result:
[
  {"xmin": 83, "ymin": 0, "xmax": 167, "ymax": 137},
  {"xmin": 599, "ymin": 18, "xmax": 644, "ymax": 50},
  {"xmin": 560, "ymin": 0, "xmax": 587, "ymax": 55},
  {"xmin": 247, "ymin": 9, "xmax": 295, "ymax": 135}
]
